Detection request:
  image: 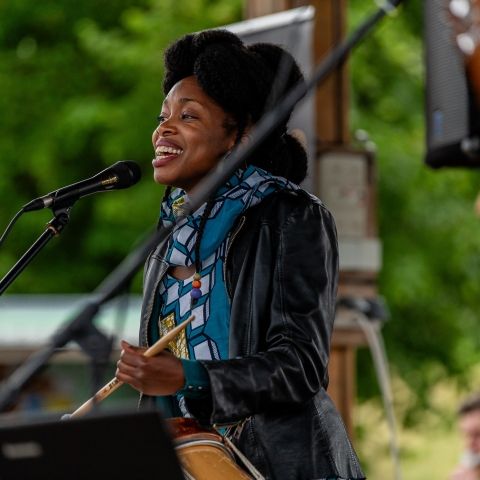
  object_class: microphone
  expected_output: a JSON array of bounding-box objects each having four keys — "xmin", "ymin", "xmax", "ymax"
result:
[{"xmin": 22, "ymin": 161, "xmax": 141, "ymax": 212}]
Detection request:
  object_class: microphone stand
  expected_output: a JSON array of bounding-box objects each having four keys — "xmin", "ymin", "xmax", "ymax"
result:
[
  {"xmin": 0, "ymin": 0, "xmax": 404, "ymax": 413},
  {"xmin": 0, "ymin": 207, "xmax": 114, "ymax": 405},
  {"xmin": 0, "ymin": 208, "xmax": 71, "ymax": 296}
]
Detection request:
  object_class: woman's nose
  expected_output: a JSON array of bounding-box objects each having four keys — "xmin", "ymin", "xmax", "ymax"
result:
[{"xmin": 152, "ymin": 120, "xmax": 175, "ymax": 144}]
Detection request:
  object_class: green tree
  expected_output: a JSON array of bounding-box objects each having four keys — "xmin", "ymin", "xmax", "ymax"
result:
[{"xmin": 0, "ymin": 0, "xmax": 241, "ymax": 293}]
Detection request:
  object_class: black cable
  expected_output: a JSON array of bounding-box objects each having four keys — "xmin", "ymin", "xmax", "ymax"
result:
[{"xmin": 0, "ymin": 208, "xmax": 25, "ymax": 249}]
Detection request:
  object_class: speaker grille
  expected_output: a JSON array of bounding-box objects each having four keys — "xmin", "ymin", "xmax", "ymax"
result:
[
  {"xmin": 425, "ymin": 0, "xmax": 468, "ymax": 146},
  {"xmin": 424, "ymin": 0, "xmax": 480, "ymax": 167}
]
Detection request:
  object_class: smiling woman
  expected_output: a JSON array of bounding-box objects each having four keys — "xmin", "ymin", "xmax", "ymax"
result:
[
  {"xmin": 151, "ymin": 76, "xmax": 237, "ymax": 192},
  {"xmin": 115, "ymin": 29, "xmax": 365, "ymax": 480}
]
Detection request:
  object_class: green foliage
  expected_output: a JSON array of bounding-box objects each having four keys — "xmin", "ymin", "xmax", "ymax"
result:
[
  {"xmin": 0, "ymin": 0, "xmax": 242, "ymax": 293},
  {"xmin": 349, "ymin": 2, "xmax": 480, "ymax": 408}
]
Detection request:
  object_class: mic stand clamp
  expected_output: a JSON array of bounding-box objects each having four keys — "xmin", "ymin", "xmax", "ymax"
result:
[{"xmin": 0, "ymin": 207, "xmax": 71, "ymax": 296}]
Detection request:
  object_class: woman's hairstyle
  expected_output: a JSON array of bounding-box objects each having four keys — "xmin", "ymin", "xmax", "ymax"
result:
[
  {"xmin": 161, "ymin": 30, "xmax": 308, "ymax": 279},
  {"xmin": 162, "ymin": 29, "xmax": 308, "ymax": 184}
]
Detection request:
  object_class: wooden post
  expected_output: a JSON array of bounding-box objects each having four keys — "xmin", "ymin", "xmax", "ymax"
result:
[
  {"xmin": 328, "ymin": 341, "xmax": 356, "ymax": 434},
  {"xmin": 309, "ymin": 0, "xmax": 350, "ymax": 145}
]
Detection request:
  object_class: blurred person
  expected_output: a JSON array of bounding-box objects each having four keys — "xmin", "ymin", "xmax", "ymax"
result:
[
  {"xmin": 115, "ymin": 29, "xmax": 365, "ymax": 479},
  {"xmin": 450, "ymin": 393, "xmax": 480, "ymax": 479}
]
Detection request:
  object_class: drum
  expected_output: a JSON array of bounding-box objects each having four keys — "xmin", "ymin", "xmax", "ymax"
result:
[{"xmin": 167, "ymin": 418, "xmax": 252, "ymax": 480}]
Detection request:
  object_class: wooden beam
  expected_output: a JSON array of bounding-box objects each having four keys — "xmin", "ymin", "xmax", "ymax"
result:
[
  {"xmin": 244, "ymin": 0, "xmax": 289, "ymax": 18},
  {"xmin": 311, "ymin": 0, "xmax": 349, "ymax": 144},
  {"xmin": 328, "ymin": 345, "xmax": 356, "ymax": 436}
]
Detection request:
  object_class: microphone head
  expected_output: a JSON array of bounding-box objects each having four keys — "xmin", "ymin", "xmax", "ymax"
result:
[
  {"xmin": 109, "ymin": 161, "xmax": 142, "ymax": 189},
  {"xmin": 22, "ymin": 161, "xmax": 143, "ymax": 212}
]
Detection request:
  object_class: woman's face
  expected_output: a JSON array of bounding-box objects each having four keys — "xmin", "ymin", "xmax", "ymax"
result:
[{"xmin": 152, "ymin": 76, "xmax": 237, "ymax": 192}]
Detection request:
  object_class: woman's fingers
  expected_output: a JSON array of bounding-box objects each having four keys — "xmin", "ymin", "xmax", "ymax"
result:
[{"xmin": 115, "ymin": 347, "xmax": 185, "ymax": 396}]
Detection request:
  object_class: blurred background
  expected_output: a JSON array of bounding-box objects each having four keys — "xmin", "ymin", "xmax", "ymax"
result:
[{"xmin": 1, "ymin": 0, "xmax": 480, "ymax": 477}]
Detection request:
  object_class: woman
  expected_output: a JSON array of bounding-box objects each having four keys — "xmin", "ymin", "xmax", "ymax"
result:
[{"xmin": 116, "ymin": 29, "xmax": 365, "ymax": 480}]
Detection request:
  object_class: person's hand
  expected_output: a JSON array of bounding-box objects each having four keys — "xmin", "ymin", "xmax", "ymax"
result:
[
  {"xmin": 450, "ymin": 465, "xmax": 480, "ymax": 480},
  {"xmin": 115, "ymin": 340, "xmax": 185, "ymax": 396}
]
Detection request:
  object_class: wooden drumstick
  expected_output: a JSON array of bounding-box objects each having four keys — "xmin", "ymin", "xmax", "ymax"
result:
[{"xmin": 66, "ymin": 315, "xmax": 195, "ymax": 419}]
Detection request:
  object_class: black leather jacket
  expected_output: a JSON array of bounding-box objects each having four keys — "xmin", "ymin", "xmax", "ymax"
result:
[{"xmin": 139, "ymin": 190, "xmax": 365, "ymax": 480}]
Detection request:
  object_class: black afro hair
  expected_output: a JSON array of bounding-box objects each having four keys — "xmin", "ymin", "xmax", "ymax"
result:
[{"xmin": 162, "ymin": 29, "xmax": 308, "ymax": 184}]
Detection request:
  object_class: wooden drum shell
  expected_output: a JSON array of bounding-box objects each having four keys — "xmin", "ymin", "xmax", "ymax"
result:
[{"xmin": 167, "ymin": 418, "xmax": 252, "ymax": 480}]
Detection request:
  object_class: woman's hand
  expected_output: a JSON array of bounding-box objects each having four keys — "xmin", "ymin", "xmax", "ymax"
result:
[{"xmin": 115, "ymin": 340, "xmax": 185, "ymax": 396}]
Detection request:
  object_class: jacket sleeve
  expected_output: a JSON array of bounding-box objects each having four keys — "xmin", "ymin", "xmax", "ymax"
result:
[{"xmin": 186, "ymin": 198, "xmax": 339, "ymax": 424}]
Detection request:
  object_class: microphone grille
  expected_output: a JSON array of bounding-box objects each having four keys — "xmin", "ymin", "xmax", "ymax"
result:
[{"xmin": 113, "ymin": 161, "xmax": 142, "ymax": 188}]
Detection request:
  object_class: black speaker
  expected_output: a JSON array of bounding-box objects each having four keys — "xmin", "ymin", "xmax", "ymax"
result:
[
  {"xmin": 424, "ymin": 0, "xmax": 480, "ymax": 168},
  {"xmin": 0, "ymin": 410, "xmax": 185, "ymax": 480}
]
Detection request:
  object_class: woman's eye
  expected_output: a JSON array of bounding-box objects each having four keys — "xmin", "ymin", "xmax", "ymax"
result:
[
  {"xmin": 181, "ymin": 113, "xmax": 197, "ymax": 120},
  {"xmin": 157, "ymin": 114, "xmax": 166, "ymax": 123}
]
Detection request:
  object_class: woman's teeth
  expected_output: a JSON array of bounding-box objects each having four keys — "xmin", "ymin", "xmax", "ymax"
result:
[{"xmin": 156, "ymin": 146, "xmax": 183, "ymax": 157}]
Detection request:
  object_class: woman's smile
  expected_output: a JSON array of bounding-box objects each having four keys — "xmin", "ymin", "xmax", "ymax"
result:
[{"xmin": 152, "ymin": 139, "xmax": 184, "ymax": 167}]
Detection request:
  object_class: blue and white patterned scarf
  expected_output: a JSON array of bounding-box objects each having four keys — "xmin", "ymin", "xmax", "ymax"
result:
[{"xmin": 159, "ymin": 165, "xmax": 301, "ymax": 362}]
